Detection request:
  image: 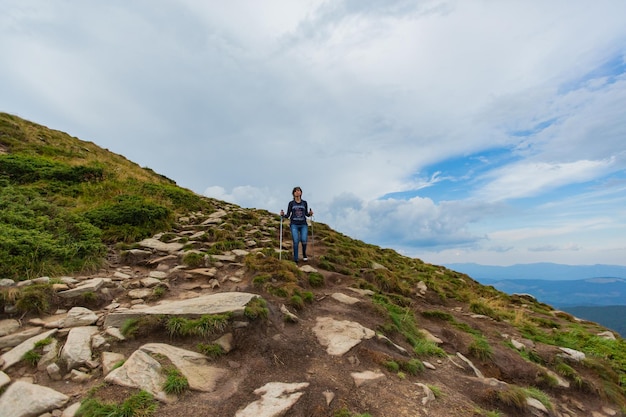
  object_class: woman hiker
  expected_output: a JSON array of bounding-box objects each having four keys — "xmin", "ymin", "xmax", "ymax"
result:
[{"xmin": 280, "ymin": 186, "xmax": 313, "ymax": 263}]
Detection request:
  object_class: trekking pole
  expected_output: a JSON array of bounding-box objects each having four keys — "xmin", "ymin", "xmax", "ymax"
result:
[
  {"xmin": 309, "ymin": 214, "xmax": 314, "ymax": 260},
  {"xmin": 279, "ymin": 215, "xmax": 283, "ymax": 260}
]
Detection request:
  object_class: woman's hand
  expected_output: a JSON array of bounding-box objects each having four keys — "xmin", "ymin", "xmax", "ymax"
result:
[
  {"xmin": 309, "ymin": 209, "xmax": 313, "ymax": 216},
  {"xmin": 280, "ymin": 210, "xmax": 284, "ymax": 216}
]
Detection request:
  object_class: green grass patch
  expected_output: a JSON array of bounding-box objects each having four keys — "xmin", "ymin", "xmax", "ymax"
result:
[
  {"xmin": 468, "ymin": 335, "xmax": 493, "ymax": 361},
  {"xmin": 22, "ymin": 349, "xmax": 42, "ymax": 367},
  {"xmin": 197, "ymin": 343, "xmax": 224, "ymax": 359},
  {"xmin": 182, "ymin": 252, "xmax": 205, "ymax": 267},
  {"xmin": 244, "ymin": 297, "xmax": 268, "ymax": 320},
  {"xmin": 308, "ymin": 272, "xmax": 325, "ymax": 287},
  {"xmin": 76, "ymin": 389, "xmax": 158, "ymax": 417},
  {"xmin": 522, "ymin": 387, "xmax": 552, "ymax": 411},
  {"xmin": 413, "ymin": 338, "xmax": 446, "ymax": 358},
  {"xmin": 164, "ymin": 314, "xmax": 232, "ymax": 339},
  {"xmin": 162, "ymin": 367, "xmax": 189, "ymax": 395},
  {"xmin": 421, "ymin": 310, "xmax": 454, "ymax": 321}
]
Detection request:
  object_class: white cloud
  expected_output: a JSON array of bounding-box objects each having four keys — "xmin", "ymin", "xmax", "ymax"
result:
[
  {"xmin": 476, "ymin": 158, "xmax": 617, "ymax": 202},
  {"xmin": 2, "ymin": 0, "xmax": 626, "ymax": 266}
]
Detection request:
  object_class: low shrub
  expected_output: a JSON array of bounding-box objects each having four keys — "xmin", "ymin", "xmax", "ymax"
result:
[
  {"xmin": 84, "ymin": 195, "xmax": 172, "ymax": 243},
  {"xmin": 15, "ymin": 284, "xmax": 52, "ymax": 314}
]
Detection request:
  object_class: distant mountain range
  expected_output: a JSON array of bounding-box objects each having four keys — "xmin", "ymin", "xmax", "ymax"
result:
[
  {"xmin": 445, "ymin": 262, "xmax": 626, "ymax": 337},
  {"xmin": 472, "ymin": 277, "xmax": 626, "ymax": 307},
  {"xmin": 445, "ymin": 262, "xmax": 626, "ymax": 307},
  {"xmin": 445, "ymin": 262, "xmax": 626, "ymax": 281}
]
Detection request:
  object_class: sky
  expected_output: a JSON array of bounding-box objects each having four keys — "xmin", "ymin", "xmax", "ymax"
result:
[{"xmin": 1, "ymin": 0, "xmax": 626, "ymax": 267}]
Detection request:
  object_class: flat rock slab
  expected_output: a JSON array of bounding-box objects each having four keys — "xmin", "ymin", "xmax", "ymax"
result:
[
  {"xmin": 140, "ymin": 343, "xmax": 227, "ymax": 392},
  {"xmin": 63, "ymin": 307, "xmax": 98, "ymax": 327},
  {"xmin": 138, "ymin": 238, "xmax": 184, "ymax": 253},
  {"xmin": 235, "ymin": 382, "xmax": 309, "ymax": 417},
  {"xmin": 0, "ymin": 327, "xmax": 46, "ymax": 350},
  {"xmin": 0, "ymin": 319, "xmax": 20, "ymax": 337},
  {"xmin": 331, "ymin": 293, "xmax": 360, "ymax": 305},
  {"xmin": 105, "ymin": 349, "xmax": 176, "ymax": 403},
  {"xmin": 60, "ymin": 326, "xmax": 99, "ymax": 371},
  {"xmin": 1, "ymin": 329, "xmax": 58, "ymax": 371},
  {"xmin": 351, "ymin": 370, "xmax": 386, "ymax": 387},
  {"xmin": 57, "ymin": 278, "xmax": 106, "ymax": 299},
  {"xmin": 312, "ymin": 316, "xmax": 375, "ymax": 356},
  {"xmin": 104, "ymin": 292, "xmax": 258, "ymax": 327},
  {"xmin": 0, "ymin": 380, "xmax": 69, "ymax": 417},
  {"xmin": 0, "ymin": 371, "xmax": 10, "ymax": 389}
]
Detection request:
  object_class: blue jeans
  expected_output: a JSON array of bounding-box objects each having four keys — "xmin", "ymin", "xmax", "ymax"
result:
[{"xmin": 290, "ymin": 223, "xmax": 308, "ymax": 261}]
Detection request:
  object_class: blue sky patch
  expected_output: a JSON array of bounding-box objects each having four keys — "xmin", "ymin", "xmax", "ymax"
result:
[{"xmin": 381, "ymin": 147, "xmax": 521, "ymax": 202}]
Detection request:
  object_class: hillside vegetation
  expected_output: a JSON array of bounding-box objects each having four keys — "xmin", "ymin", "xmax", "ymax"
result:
[
  {"xmin": 0, "ymin": 112, "xmax": 213, "ymax": 280},
  {"xmin": 1, "ymin": 112, "xmax": 625, "ymax": 417}
]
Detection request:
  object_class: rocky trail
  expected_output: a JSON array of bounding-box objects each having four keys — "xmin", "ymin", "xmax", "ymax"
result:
[{"xmin": 0, "ymin": 205, "xmax": 623, "ymax": 417}]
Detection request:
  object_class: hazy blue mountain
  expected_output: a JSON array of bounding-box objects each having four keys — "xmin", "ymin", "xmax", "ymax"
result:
[
  {"xmin": 446, "ymin": 262, "xmax": 626, "ymax": 337},
  {"xmin": 474, "ymin": 277, "xmax": 626, "ymax": 307},
  {"xmin": 446, "ymin": 262, "xmax": 626, "ymax": 281}
]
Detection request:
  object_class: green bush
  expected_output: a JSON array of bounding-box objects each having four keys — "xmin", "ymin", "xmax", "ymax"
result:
[
  {"xmin": 15, "ymin": 284, "xmax": 53, "ymax": 314},
  {"xmin": 0, "ymin": 186, "xmax": 105, "ymax": 280},
  {"xmin": 84, "ymin": 195, "xmax": 172, "ymax": 242},
  {"xmin": 0, "ymin": 154, "xmax": 104, "ymax": 184}
]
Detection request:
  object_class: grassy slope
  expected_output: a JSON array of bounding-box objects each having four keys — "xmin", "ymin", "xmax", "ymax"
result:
[
  {"xmin": 1, "ymin": 112, "xmax": 625, "ymax": 412},
  {"xmin": 0, "ymin": 112, "xmax": 214, "ymax": 279}
]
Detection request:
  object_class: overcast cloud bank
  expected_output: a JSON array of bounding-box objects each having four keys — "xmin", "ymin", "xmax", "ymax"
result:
[{"xmin": 2, "ymin": 1, "xmax": 625, "ymax": 266}]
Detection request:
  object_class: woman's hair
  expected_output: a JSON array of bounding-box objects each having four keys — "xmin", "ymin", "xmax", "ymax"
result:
[{"xmin": 292, "ymin": 186, "xmax": 302, "ymax": 195}]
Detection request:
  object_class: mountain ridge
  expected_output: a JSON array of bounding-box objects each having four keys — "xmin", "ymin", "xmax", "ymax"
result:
[
  {"xmin": 446, "ymin": 262, "xmax": 626, "ymax": 281},
  {"xmin": 1, "ymin": 112, "xmax": 625, "ymax": 417},
  {"xmin": 475, "ymin": 277, "xmax": 626, "ymax": 307}
]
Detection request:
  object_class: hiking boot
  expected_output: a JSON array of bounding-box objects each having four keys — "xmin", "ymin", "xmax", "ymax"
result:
[{"xmin": 303, "ymin": 257, "xmax": 308, "ymax": 261}]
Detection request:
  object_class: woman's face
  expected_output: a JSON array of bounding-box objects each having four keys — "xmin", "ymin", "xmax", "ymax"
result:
[{"xmin": 293, "ymin": 188, "xmax": 302, "ymax": 197}]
